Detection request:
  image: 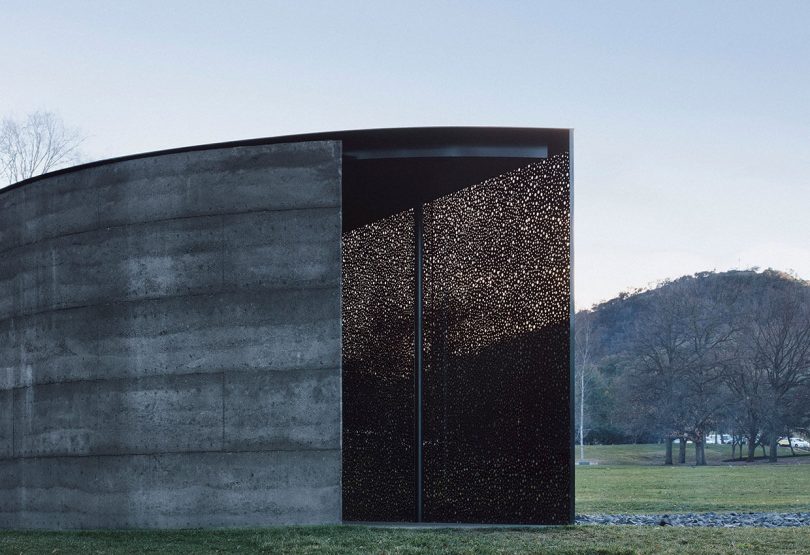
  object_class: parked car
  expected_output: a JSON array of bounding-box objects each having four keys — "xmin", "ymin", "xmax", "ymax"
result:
[
  {"xmin": 705, "ymin": 433, "xmax": 733, "ymax": 444},
  {"xmin": 777, "ymin": 437, "xmax": 810, "ymax": 449},
  {"xmin": 792, "ymin": 438, "xmax": 810, "ymax": 450}
]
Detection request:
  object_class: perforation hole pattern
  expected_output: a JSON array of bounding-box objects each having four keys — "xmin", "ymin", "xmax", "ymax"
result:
[
  {"xmin": 342, "ymin": 209, "xmax": 416, "ymax": 522},
  {"xmin": 342, "ymin": 153, "xmax": 571, "ymax": 524},
  {"xmin": 422, "ymin": 153, "xmax": 571, "ymax": 524}
]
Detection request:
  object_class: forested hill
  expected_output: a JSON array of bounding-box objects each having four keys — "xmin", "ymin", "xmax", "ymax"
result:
[
  {"xmin": 576, "ymin": 269, "xmax": 810, "ymax": 452},
  {"xmin": 581, "ymin": 269, "xmax": 809, "ymax": 359}
]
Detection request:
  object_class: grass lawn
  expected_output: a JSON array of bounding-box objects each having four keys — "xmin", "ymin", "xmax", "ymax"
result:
[
  {"xmin": 3, "ymin": 526, "xmax": 810, "ymax": 555},
  {"xmin": 576, "ymin": 464, "xmax": 810, "ymax": 514},
  {"xmin": 5, "ymin": 444, "xmax": 810, "ymax": 553},
  {"xmin": 575, "ymin": 443, "xmax": 810, "ymax": 514},
  {"xmin": 578, "ymin": 442, "xmax": 810, "ymax": 466}
]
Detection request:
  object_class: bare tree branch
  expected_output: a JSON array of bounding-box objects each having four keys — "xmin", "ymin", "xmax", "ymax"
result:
[{"xmin": 0, "ymin": 111, "xmax": 85, "ymax": 186}]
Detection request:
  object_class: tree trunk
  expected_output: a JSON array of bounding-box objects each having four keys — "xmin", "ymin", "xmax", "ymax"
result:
[
  {"xmin": 769, "ymin": 435, "xmax": 778, "ymax": 463},
  {"xmin": 788, "ymin": 435, "xmax": 796, "ymax": 456},
  {"xmin": 747, "ymin": 435, "xmax": 757, "ymax": 462},
  {"xmin": 665, "ymin": 438, "xmax": 673, "ymax": 465},
  {"xmin": 695, "ymin": 440, "xmax": 706, "ymax": 466},
  {"xmin": 579, "ymin": 368, "xmax": 585, "ymax": 462},
  {"xmin": 678, "ymin": 437, "xmax": 686, "ymax": 464},
  {"xmin": 761, "ymin": 442, "xmax": 767, "ymax": 458}
]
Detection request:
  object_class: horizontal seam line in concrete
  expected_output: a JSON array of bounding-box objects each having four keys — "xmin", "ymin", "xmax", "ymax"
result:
[
  {"xmin": 0, "ymin": 282, "xmax": 339, "ymax": 323},
  {"xmin": 0, "ymin": 203, "xmax": 341, "ymax": 257},
  {"xmin": 3, "ymin": 365, "xmax": 340, "ymax": 392},
  {"xmin": 0, "ymin": 139, "xmax": 342, "ymax": 196},
  {"xmin": 0, "ymin": 447, "xmax": 341, "ymax": 463}
]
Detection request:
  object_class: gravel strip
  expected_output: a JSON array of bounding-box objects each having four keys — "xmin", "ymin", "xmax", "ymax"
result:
[{"xmin": 577, "ymin": 512, "xmax": 810, "ymax": 527}]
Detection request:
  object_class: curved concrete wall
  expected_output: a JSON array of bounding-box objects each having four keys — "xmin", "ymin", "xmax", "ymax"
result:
[{"xmin": 0, "ymin": 141, "xmax": 342, "ymax": 528}]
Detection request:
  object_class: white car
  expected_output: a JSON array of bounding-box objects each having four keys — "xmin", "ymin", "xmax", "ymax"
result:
[
  {"xmin": 705, "ymin": 433, "xmax": 733, "ymax": 444},
  {"xmin": 792, "ymin": 438, "xmax": 810, "ymax": 450}
]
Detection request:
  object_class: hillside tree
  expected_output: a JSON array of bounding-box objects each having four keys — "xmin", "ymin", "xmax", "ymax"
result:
[
  {"xmin": 627, "ymin": 277, "xmax": 737, "ymax": 464},
  {"xmin": 747, "ymin": 286, "xmax": 810, "ymax": 462}
]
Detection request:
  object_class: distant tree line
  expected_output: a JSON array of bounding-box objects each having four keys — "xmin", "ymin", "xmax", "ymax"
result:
[{"xmin": 575, "ymin": 270, "xmax": 810, "ymax": 464}]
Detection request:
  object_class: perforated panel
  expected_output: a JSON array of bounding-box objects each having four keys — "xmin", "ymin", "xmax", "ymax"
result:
[
  {"xmin": 342, "ymin": 209, "xmax": 417, "ymax": 522},
  {"xmin": 342, "ymin": 154, "xmax": 571, "ymax": 524},
  {"xmin": 421, "ymin": 154, "xmax": 571, "ymax": 524}
]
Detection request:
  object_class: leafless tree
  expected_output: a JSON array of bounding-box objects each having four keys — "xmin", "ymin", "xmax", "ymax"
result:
[
  {"xmin": 0, "ymin": 111, "xmax": 85, "ymax": 186},
  {"xmin": 723, "ymin": 336, "xmax": 768, "ymax": 461},
  {"xmin": 723, "ymin": 281, "xmax": 810, "ymax": 462},
  {"xmin": 628, "ymin": 277, "xmax": 738, "ymax": 465},
  {"xmin": 679, "ymin": 277, "xmax": 740, "ymax": 465},
  {"xmin": 626, "ymin": 284, "xmax": 691, "ymax": 464},
  {"xmin": 748, "ymin": 286, "xmax": 810, "ymax": 462},
  {"xmin": 575, "ymin": 310, "xmax": 596, "ymax": 462}
]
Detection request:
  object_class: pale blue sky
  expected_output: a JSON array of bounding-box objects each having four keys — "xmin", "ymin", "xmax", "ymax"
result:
[{"xmin": 2, "ymin": 1, "xmax": 809, "ymax": 308}]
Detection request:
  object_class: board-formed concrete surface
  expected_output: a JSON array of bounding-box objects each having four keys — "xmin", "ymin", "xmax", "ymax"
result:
[{"xmin": 0, "ymin": 141, "xmax": 342, "ymax": 529}]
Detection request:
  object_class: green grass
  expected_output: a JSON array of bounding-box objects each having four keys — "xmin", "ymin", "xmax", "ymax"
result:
[
  {"xmin": 575, "ymin": 443, "xmax": 810, "ymax": 514},
  {"xmin": 5, "ymin": 444, "xmax": 810, "ymax": 553},
  {"xmin": 578, "ymin": 443, "xmax": 730, "ymax": 465},
  {"xmin": 576, "ymin": 464, "xmax": 810, "ymax": 514},
  {"xmin": 3, "ymin": 526, "xmax": 810, "ymax": 555},
  {"xmin": 577, "ymin": 442, "xmax": 809, "ymax": 466}
]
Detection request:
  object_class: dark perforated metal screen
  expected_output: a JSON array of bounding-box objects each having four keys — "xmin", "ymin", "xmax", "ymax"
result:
[
  {"xmin": 342, "ymin": 154, "xmax": 571, "ymax": 524},
  {"xmin": 342, "ymin": 210, "xmax": 417, "ymax": 522}
]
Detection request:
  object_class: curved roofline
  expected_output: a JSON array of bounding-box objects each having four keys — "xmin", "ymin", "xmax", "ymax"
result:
[{"xmin": 1, "ymin": 126, "xmax": 571, "ymax": 196}]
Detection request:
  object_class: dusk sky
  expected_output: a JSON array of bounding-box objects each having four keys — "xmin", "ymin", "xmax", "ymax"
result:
[{"xmin": 3, "ymin": 1, "xmax": 809, "ymax": 309}]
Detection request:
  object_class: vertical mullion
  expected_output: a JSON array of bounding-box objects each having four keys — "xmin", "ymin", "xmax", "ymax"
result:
[{"xmin": 415, "ymin": 205, "xmax": 424, "ymax": 523}]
